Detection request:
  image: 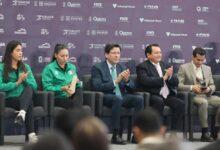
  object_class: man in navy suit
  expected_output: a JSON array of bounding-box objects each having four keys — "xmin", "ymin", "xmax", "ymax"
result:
[
  {"xmin": 91, "ymin": 43, "xmax": 144, "ymax": 144},
  {"xmin": 136, "ymin": 44, "xmax": 185, "ymax": 132}
]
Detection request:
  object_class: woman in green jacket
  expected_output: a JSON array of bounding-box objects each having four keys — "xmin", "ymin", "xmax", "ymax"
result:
[
  {"xmin": 0, "ymin": 40, "xmax": 37, "ymax": 142},
  {"xmin": 42, "ymin": 44, "xmax": 83, "ymax": 109}
]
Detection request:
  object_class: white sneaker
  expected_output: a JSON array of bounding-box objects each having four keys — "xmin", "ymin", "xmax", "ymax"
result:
[{"xmin": 28, "ymin": 132, "xmax": 38, "ymax": 143}]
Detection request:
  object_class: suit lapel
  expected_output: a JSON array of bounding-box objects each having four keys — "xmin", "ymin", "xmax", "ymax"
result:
[
  {"xmin": 189, "ymin": 63, "xmax": 197, "ymax": 84},
  {"xmin": 103, "ymin": 61, "xmax": 112, "ymax": 80},
  {"xmin": 201, "ymin": 65, "xmax": 209, "ymax": 86},
  {"xmin": 147, "ymin": 60, "xmax": 160, "ymax": 77}
]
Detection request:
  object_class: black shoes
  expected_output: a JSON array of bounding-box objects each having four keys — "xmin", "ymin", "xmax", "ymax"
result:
[
  {"xmin": 111, "ymin": 135, "xmax": 127, "ymax": 145},
  {"xmin": 201, "ymin": 132, "xmax": 215, "ymax": 142}
]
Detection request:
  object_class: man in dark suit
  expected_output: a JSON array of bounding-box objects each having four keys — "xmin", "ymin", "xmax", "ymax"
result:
[
  {"xmin": 136, "ymin": 44, "xmax": 185, "ymax": 131},
  {"xmin": 91, "ymin": 43, "xmax": 144, "ymax": 144}
]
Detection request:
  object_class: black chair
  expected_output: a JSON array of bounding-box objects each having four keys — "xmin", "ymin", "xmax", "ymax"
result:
[
  {"xmin": 130, "ymin": 74, "xmax": 188, "ymax": 139},
  {"xmin": 35, "ymin": 74, "xmax": 96, "ymax": 128},
  {"xmin": 0, "ymin": 87, "xmax": 48, "ymax": 145},
  {"xmin": 82, "ymin": 74, "xmax": 150, "ymax": 141}
]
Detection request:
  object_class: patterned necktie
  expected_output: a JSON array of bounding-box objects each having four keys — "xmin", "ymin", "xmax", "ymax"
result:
[
  {"xmin": 111, "ymin": 66, "xmax": 122, "ymax": 97},
  {"xmin": 154, "ymin": 63, "xmax": 169, "ymax": 99}
]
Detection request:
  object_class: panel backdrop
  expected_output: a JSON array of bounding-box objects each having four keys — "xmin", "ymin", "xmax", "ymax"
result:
[{"xmin": 0, "ymin": 0, "xmax": 220, "ymax": 77}]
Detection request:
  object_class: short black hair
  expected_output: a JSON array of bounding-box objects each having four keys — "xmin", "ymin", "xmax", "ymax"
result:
[
  {"xmin": 104, "ymin": 43, "xmax": 121, "ymax": 54},
  {"xmin": 193, "ymin": 47, "xmax": 206, "ymax": 57},
  {"xmin": 145, "ymin": 44, "xmax": 159, "ymax": 57},
  {"xmin": 133, "ymin": 107, "xmax": 162, "ymax": 134}
]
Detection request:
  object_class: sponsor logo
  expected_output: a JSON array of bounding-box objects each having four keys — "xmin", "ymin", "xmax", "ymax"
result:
[
  {"xmin": 166, "ymin": 32, "xmax": 188, "ymax": 37},
  {"xmin": 93, "ymin": 57, "xmax": 102, "ymax": 63},
  {"xmin": 196, "ymin": 33, "xmax": 210, "ymax": 38},
  {"xmin": 0, "ymin": 42, "xmax": 5, "ymax": 47},
  {"xmin": 22, "ymin": 56, "xmax": 28, "ymax": 61},
  {"xmin": 86, "ymin": 30, "xmax": 108, "ymax": 36},
  {"xmin": 38, "ymin": 43, "xmax": 51, "ymax": 49},
  {"xmin": 34, "ymin": 1, "xmax": 56, "ymax": 7},
  {"xmin": 0, "ymin": 0, "xmax": 2, "ymax": 6},
  {"xmin": 0, "ymin": 13, "xmax": 4, "ymax": 20},
  {"xmin": 139, "ymin": 18, "xmax": 162, "ymax": 23},
  {"xmin": 170, "ymin": 19, "xmax": 185, "ymax": 24},
  {"xmin": 63, "ymin": 29, "xmax": 80, "ymax": 36},
  {"xmin": 14, "ymin": 28, "xmax": 27, "ymax": 35},
  {"xmin": 89, "ymin": 44, "xmax": 105, "ymax": 49},
  {"xmin": 63, "ymin": 2, "xmax": 81, "ymax": 8},
  {"xmin": 40, "ymin": 28, "xmax": 49, "ymax": 35},
  {"xmin": 0, "ymin": 29, "xmax": 4, "ymax": 34},
  {"xmin": 12, "ymin": 0, "xmax": 30, "ymax": 6},
  {"xmin": 38, "ymin": 56, "xmax": 51, "ymax": 63},
  {"xmin": 115, "ymin": 30, "xmax": 133, "ymax": 36},
  {"xmin": 119, "ymin": 17, "xmax": 129, "ymax": 23},
  {"xmin": 88, "ymin": 16, "xmax": 107, "ymax": 23},
  {"xmin": 60, "ymin": 16, "xmax": 83, "ymax": 22},
  {"xmin": 17, "ymin": 14, "xmax": 25, "ymax": 21},
  {"xmin": 21, "ymin": 42, "xmax": 27, "ymax": 48},
  {"xmin": 139, "ymin": 57, "xmax": 147, "ymax": 62},
  {"xmin": 145, "ymin": 31, "xmax": 155, "ymax": 36},
  {"xmin": 93, "ymin": 2, "xmax": 103, "ymax": 8},
  {"xmin": 69, "ymin": 57, "xmax": 77, "ymax": 63},
  {"xmin": 168, "ymin": 58, "xmax": 185, "ymax": 64},
  {"xmin": 192, "ymin": 46, "xmax": 213, "ymax": 51},
  {"xmin": 120, "ymin": 57, "xmax": 132, "ymax": 63},
  {"xmin": 36, "ymin": 15, "xmax": 54, "ymax": 21},
  {"xmin": 171, "ymin": 5, "xmax": 182, "ymax": 12},
  {"xmin": 120, "ymin": 43, "xmax": 134, "ymax": 49},
  {"xmin": 144, "ymin": 5, "xmax": 159, "ymax": 10},
  {"xmin": 197, "ymin": 19, "xmax": 208, "ymax": 25},
  {"xmin": 215, "ymin": 59, "xmax": 220, "ymax": 64},
  {"xmin": 0, "ymin": 56, "xmax": 2, "ymax": 62},
  {"xmin": 67, "ymin": 43, "xmax": 76, "ymax": 49},
  {"xmin": 172, "ymin": 44, "xmax": 181, "ymax": 50},
  {"xmin": 112, "ymin": 3, "xmax": 135, "ymax": 9},
  {"xmin": 196, "ymin": 6, "xmax": 209, "ymax": 12}
]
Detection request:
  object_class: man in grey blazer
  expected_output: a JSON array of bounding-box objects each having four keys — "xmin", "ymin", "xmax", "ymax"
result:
[{"xmin": 178, "ymin": 47, "xmax": 220, "ymax": 142}]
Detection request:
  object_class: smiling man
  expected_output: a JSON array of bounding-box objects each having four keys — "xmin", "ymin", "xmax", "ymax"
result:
[{"xmin": 91, "ymin": 43, "xmax": 144, "ymax": 144}]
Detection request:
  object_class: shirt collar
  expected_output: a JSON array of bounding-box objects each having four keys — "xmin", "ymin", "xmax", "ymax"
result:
[
  {"xmin": 106, "ymin": 60, "xmax": 116, "ymax": 70},
  {"xmin": 191, "ymin": 61, "xmax": 202, "ymax": 71}
]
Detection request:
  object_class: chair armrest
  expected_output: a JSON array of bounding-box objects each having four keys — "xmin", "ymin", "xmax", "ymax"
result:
[
  {"xmin": 188, "ymin": 92, "xmax": 195, "ymax": 115},
  {"xmin": 33, "ymin": 91, "xmax": 48, "ymax": 113},
  {"xmin": 213, "ymin": 91, "xmax": 220, "ymax": 97},
  {"xmin": 0, "ymin": 92, "xmax": 5, "ymax": 117},
  {"xmin": 94, "ymin": 92, "xmax": 104, "ymax": 117},
  {"xmin": 134, "ymin": 92, "xmax": 150, "ymax": 107},
  {"xmin": 177, "ymin": 91, "xmax": 189, "ymax": 115},
  {"xmin": 47, "ymin": 91, "xmax": 55, "ymax": 117},
  {"xmin": 83, "ymin": 91, "xmax": 95, "ymax": 115}
]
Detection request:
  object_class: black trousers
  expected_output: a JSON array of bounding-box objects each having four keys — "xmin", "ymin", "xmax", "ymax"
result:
[
  {"xmin": 55, "ymin": 88, "xmax": 83, "ymax": 109},
  {"xmin": 150, "ymin": 94, "xmax": 185, "ymax": 130},
  {"xmin": 103, "ymin": 93, "xmax": 144, "ymax": 129},
  {"xmin": 5, "ymin": 86, "xmax": 34, "ymax": 134}
]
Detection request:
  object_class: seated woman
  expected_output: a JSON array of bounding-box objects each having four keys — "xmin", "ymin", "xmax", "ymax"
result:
[
  {"xmin": 0, "ymin": 40, "xmax": 38, "ymax": 142},
  {"xmin": 42, "ymin": 44, "xmax": 83, "ymax": 109}
]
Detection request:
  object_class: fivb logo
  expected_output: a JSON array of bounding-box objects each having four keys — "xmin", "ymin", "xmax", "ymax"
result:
[
  {"xmin": 172, "ymin": 44, "xmax": 181, "ymax": 50},
  {"xmin": 93, "ymin": 3, "xmax": 103, "ymax": 8},
  {"xmin": 0, "ymin": 42, "xmax": 5, "ymax": 47},
  {"xmin": 41, "ymin": 29, "xmax": 49, "ymax": 35},
  {"xmin": 119, "ymin": 17, "xmax": 129, "ymax": 23},
  {"xmin": 17, "ymin": 14, "xmax": 25, "ymax": 21}
]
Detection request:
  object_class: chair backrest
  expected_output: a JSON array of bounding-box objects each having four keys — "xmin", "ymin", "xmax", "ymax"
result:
[
  {"xmin": 213, "ymin": 75, "xmax": 220, "ymax": 91},
  {"xmin": 82, "ymin": 74, "xmax": 92, "ymax": 91},
  {"xmin": 34, "ymin": 74, "xmax": 43, "ymax": 91}
]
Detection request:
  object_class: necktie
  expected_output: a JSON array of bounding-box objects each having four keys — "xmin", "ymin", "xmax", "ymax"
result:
[
  {"xmin": 111, "ymin": 66, "xmax": 122, "ymax": 97},
  {"xmin": 155, "ymin": 64, "xmax": 169, "ymax": 99}
]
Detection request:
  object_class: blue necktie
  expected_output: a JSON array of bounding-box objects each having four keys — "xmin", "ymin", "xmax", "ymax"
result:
[{"xmin": 111, "ymin": 66, "xmax": 122, "ymax": 97}]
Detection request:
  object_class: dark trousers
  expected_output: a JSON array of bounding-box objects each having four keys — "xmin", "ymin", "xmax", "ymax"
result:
[
  {"xmin": 5, "ymin": 86, "xmax": 34, "ymax": 134},
  {"xmin": 103, "ymin": 93, "xmax": 144, "ymax": 129},
  {"xmin": 150, "ymin": 94, "xmax": 185, "ymax": 130},
  {"xmin": 55, "ymin": 88, "xmax": 83, "ymax": 109}
]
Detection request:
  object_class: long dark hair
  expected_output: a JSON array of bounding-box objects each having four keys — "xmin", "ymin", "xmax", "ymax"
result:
[
  {"xmin": 51, "ymin": 44, "xmax": 68, "ymax": 62},
  {"xmin": 2, "ymin": 40, "xmax": 27, "ymax": 81}
]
